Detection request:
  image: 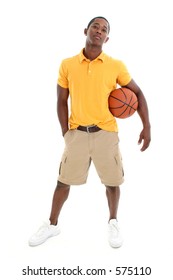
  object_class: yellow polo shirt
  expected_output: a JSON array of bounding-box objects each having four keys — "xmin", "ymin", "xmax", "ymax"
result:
[{"xmin": 57, "ymin": 49, "xmax": 131, "ymax": 132}]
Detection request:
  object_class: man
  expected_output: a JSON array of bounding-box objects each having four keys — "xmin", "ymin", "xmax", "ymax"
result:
[{"xmin": 29, "ymin": 16, "xmax": 151, "ymax": 248}]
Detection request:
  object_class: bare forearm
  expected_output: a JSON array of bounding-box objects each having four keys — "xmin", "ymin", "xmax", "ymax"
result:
[
  {"xmin": 125, "ymin": 79, "xmax": 150, "ymax": 128},
  {"xmin": 57, "ymin": 100, "xmax": 69, "ymax": 136},
  {"xmin": 124, "ymin": 79, "xmax": 151, "ymax": 151},
  {"xmin": 136, "ymin": 90, "xmax": 151, "ymax": 151},
  {"xmin": 57, "ymin": 85, "xmax": 69, "ymax": 136},
  {"xmin": 137, "ymin": 91, "xmax": 150, "ymax": 128}
]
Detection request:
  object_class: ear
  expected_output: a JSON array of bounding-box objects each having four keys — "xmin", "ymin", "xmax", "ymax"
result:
[
  {"xmin": 104, "ymin": 36, "xmax": 109, "ymax": 43},
  {"xmin": 84, "ymin": 28, "xmax": 88, "ymax": 36}
]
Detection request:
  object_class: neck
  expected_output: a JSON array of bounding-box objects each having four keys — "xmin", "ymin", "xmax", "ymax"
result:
[{"xmin": 83, "ymin": 44, "xmax": 102, "ymax": 61}]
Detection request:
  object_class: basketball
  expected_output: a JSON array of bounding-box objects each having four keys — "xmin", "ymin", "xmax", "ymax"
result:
[{"xmin": 108, "ymin": 87, "xmax": 138, "ymax": 118}]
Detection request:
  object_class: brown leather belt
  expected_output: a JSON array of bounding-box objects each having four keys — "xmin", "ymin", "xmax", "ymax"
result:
[{"xmin": 77, "ymin": 125, "xmax": 101, "ymax": 133}]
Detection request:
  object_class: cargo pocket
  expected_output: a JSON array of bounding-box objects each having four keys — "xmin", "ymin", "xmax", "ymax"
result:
[
  {"xmin": 59, "ymin": 155, "xmax": 67, "ymax": 176},
  {"xmin": 114, "ymin": 154, "xmax": 124, "ymax": 178}
]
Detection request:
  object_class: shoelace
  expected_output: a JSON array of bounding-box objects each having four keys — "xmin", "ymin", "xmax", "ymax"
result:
[
  {"xmin": 36, "ymin": 222, "xmax": 50, "ymax": 236},
  {"xmin": 109, "ymin": 223, "xmax": 119, "ymax": 232}
]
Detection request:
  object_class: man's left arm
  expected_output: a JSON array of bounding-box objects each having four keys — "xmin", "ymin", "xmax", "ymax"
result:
[{"xmin": 124, "ymin": 79, "xmax": 151, "ymax": 152}]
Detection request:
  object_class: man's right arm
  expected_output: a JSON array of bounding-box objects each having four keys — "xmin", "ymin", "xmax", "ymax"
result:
[{"xmin": 57, "ymin": 84, "xmax": 69, "ymax": 136}]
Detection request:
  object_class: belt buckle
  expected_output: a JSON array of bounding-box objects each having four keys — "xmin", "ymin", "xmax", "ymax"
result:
[{"xmin": 86, "ymin": 125, "xmax": 95, "ymax": 133}]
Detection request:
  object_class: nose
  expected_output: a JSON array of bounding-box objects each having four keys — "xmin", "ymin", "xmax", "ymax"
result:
[{"xmin": 96, "ymin": 28, "xmax": 101, "ymax": 34}]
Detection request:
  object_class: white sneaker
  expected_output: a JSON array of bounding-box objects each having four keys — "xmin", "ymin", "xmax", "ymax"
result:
[
  {"xmin": 28, "ymin": 221, "xmax": 60, "ymax": 246},
  {"xmin": 108, "ymin": 219, "xmax": 123, "ymax": 248}
]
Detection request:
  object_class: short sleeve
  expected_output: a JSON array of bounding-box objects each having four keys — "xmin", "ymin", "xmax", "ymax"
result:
[
  {"xmin": 117, "ymin": 61, "xmax": 131, "ymax": 86},
  {"xmin": 57, "ymin": 60, "xmax": 69, "ymax": 88}
]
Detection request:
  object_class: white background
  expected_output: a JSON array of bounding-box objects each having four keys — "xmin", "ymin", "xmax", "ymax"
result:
[{"xmin": 0, "ymin": 0, "xmax": 173, "ymax": 279}]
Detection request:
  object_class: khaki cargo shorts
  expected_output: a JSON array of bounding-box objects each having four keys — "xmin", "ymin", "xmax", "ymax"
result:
[{"xmin": 58, "ymin": 129, "xmax": 124, "ymax": 186}]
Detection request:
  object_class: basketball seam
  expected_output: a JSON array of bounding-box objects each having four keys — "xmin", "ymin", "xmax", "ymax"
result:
[
  {"xmin": 109, "ymin": 95, "xmax": 137, "ymax": 110},
  {"xmin": 109, "ymin": 87, "xmax": 138, "ymax": 118},
  {"xmin": 110, "ymin": 87, "xmax": 138, "ymax": 110}
]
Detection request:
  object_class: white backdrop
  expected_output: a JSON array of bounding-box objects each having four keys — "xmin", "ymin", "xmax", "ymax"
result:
[{"xmin": 0, "ymin": 0, "xmax": 173, "ymax": 279}]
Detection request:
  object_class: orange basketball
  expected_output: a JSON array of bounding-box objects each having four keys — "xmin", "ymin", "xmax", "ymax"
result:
[{"xmin": 108, "ymin": 87, "xmax": 138, "ymax": 118}]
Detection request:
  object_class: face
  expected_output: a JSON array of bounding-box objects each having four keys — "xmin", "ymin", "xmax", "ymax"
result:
[{"xmin": 85, "ymin": 18, "xmax": 109, "ymax": 46}]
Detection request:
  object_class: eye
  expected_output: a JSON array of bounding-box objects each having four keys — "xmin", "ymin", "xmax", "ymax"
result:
[{"xmin": 92, "ymin": 24, "xmax": 99, "ymax": 29}]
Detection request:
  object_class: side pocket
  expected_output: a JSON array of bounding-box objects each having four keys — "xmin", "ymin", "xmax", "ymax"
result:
[
  {"xmin": 114, "ymin": 154, "xmax": 124, "ymax": 177},
  {"xmin": 64, "ymin": 130, "xmax": 70, "ymax": 142},
  {"xmin": 64, "ymin": 129, "xmax": 75, "ymax": 146},
  {"xmin": 59, "ymin": 156, "xmax": 67, "ymax": 175},
  {"xmin": 59, "ymin": 162, "xmax": 62, "ymax": 175}
]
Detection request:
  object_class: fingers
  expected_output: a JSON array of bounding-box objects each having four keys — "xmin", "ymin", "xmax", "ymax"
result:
[
  {"xmin": 138, "ymin": 130, "xmax": 151, "ymax": 152},
  {"xmin": 138, "ymin": 134, "xmax": 143, "ymax": 145},
  {"xmin": 140, "ymin": 139, "xmax": 150, "ymax": 152}
]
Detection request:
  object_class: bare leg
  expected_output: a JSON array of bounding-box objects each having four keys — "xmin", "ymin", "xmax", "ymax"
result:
[
  {"xmin": 105, "ymin": 186, "xmax": 120, "ymax": 221},
  {"xmin": 49, "ymin": 181, "xmax": 70, "ymax": 225}
]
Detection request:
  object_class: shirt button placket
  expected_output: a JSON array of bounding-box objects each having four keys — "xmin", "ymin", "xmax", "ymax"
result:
[{"xmin": 88, "ymin": 62, "xmax": 91, "ymax": 74}]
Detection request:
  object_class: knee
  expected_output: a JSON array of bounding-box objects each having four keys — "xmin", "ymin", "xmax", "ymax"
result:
[
  {"xmin": 56, "ymin": 181, "xmax": 70, "ymax": 190},
  {"xmin": 105, "ymin": 185, "xmax": 119, "ymax": 193}
]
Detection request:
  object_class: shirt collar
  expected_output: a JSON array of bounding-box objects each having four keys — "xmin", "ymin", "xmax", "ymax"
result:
[{"xmin": 79, "ymin": 49, "xmax": 105, "ymax": 63}]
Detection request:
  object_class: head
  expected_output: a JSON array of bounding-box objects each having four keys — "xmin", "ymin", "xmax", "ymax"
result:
[
  {"xmin": 87, "ymin": 16, "xmax": 110, "ymax": 33},
  {"xmin": 84, "ymin": 16, "xmax": 110, "ymax": 46}
]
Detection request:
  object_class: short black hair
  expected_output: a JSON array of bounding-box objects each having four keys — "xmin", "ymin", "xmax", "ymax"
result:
[{"xmin": 87, "ymin": 16, "xmax": 110, "ymax": 33}]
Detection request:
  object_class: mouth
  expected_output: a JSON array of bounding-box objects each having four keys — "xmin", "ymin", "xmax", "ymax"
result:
[{"xmin": 94, "ymin": 35, "xmax": 101, "ymax": 40}]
